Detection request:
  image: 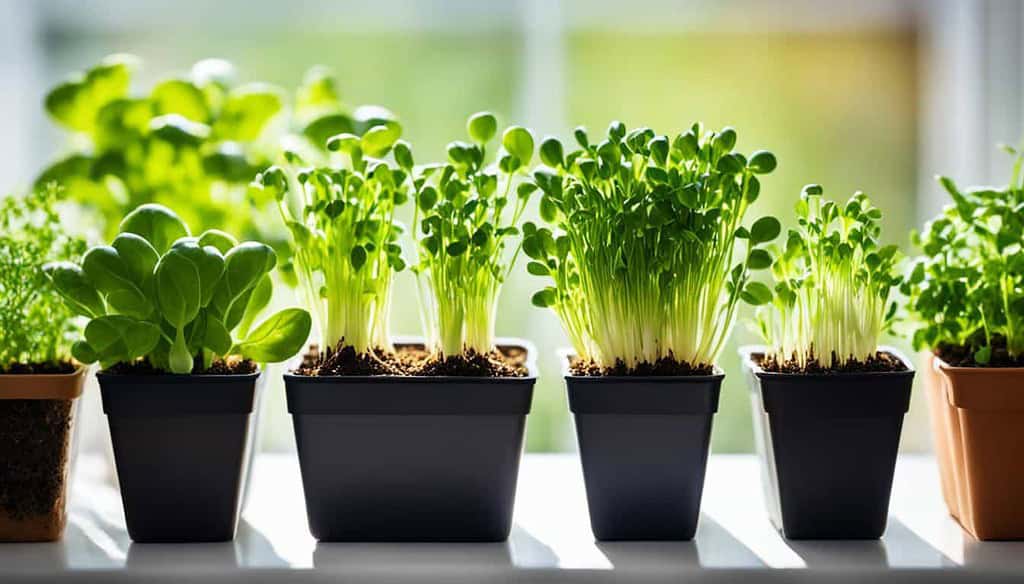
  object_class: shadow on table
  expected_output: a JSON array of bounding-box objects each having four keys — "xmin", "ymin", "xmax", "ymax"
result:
[
  {"xmin": 314, "ymin": 536, "xmax": 514, "ymax": 583},
  {"xmin": 126, "ymin": 519, "xmax": 287, "ymax": 570},
  {"xmin": 786, "ymin": 518, "xmax": 954, "ymax": 569},
  {"xmin": 961, "ymin": 536, "xmax": 1024, "ymax": 569},
  {"xmin": 597, "ymin": 514, "xmax": 764, "ymax": 570}
]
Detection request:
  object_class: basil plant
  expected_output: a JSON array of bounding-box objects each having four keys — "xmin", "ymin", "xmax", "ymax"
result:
[{"xmin": 44, "ymin": 204, "xmax": 312, "ymax": 373}]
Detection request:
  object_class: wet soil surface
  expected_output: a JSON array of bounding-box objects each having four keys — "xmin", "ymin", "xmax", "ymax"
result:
[
  {"xmin": 296, "ymin": 342, "xmax": 529, "ymax": 377},
  {"xmin": 570, "ymin": 354, "xmax": 714, "ymax": 376},
  {"xmin": 0, "ymin": 362, "xmax": 75, "ymax": 375},
  {"xmin": 935, "ymin": 336, "xmax": 1024, "ymax": 367},
  {"xmin": 0, "ymin": 399, "xmax": 72, "ymax": 520},
  {"xmin": 105, "ymin": 357, "xmax": 257, "ymax": 375},
  {"xmin": 757, "ymin": 351, "xmax": 908, "ymax": 374}
]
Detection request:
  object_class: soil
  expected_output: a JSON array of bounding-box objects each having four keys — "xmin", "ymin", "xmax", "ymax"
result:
[
  {"xmin": 0, "ymin": 399, "xmax": 72, "ymax": 521},
  {"xmin": 0, "ymin": 362, "xmax": 75, "ymax": 375},
  {"xmin": 569, "ymin": 354, "xmax": 714, "ymax": 376},
  {"xmin": 935, "ymin": 335, "xmax": 1024, "ymax": 367},
  {"xmin": 105, "ymin": 357, "xmax": 257, "ymax": 375},
  {"xmin": 295, "ymin": 342, "xmax": 529, "ymax": 377},
  {"xmin": 757, "ymin": 351, "xmax": 908, "ymax": 374}
]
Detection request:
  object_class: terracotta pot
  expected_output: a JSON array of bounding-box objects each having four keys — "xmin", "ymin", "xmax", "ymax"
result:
[
  {"xmin": 920, "ymin": 354, "xmax": 960, "ymax": 520},
  {"xmin": 0, "ymin": 367, "xmax": 86, "ymax": 542},
  {"xmin": 936, "ymin": 358, "xmax": 1024, "ymax": 540}
]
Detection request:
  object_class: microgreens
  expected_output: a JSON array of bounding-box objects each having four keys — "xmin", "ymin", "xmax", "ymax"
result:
[
  {"xmin": 903, "ymin": 148, "xmax": 1024, "ymax": 365},
  {"xmin": 0, "ymin": 186, "xmax": 87, "ymax": 370},
  {"xmin": 403, "ymin": 112, "xmax": 537, "ymax": 356},
  {"xmin": 755, "ymin": 186, "xmax": 902, "ymax": 368},
  {"xmin": 45, "ymin": 204, "xmax": 311, "ymax": 373},
  {"xmin": 527, "ymin": 122, "xmax": 779, "ymax": 370},
  {"xmin": 251, "ymin": 124, "xmax": 408, "ymax": 355}
]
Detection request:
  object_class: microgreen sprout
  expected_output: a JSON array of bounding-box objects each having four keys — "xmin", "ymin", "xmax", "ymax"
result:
[
  {"xmin": 527, "ymin": 122, "xmax": 779, "ymax": 371},
  {"xmin": 755, "ymin": 186, "xmax": 902, "ymax": 369},
  {"xmin": 903, "ymin": 146, "xmax": 1024, "ymax": 365},
  {"xmin": 403, "ymin": 112, "xmax": 537, "ymax": 357},
  {"xmin": 251, "ymin": 124, "xmax": 408, "ymax": 356}
]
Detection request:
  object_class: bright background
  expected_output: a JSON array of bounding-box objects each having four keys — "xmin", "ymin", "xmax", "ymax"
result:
[{"xmin": 2, "ymin": 0, "xmax": 1022, "ymax": 457}]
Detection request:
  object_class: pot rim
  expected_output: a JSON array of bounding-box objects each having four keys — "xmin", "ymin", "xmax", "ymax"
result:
[
  {"xmin": 0, "ymin": 365, "xmax": 88, "ymax": 399},
  {"xmin": 933, "ymin": 353, "xmax": 1024, "ymax": 374},
  {"xmin": 739, "ymin": 344, "xmax": 916, "ymax": 379},
  {"xmin": 96, "ymin": 368, "xmax": 262, "ymax": 381},
  {"xmin": 285, "ymin": 336, "xmax": 539, "ymax": 381},
  {"xmin": 557, "ymin": 347, "xmax": 725, "ymax": 381}
]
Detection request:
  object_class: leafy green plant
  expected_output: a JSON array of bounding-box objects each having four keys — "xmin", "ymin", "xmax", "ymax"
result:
[
  {"xmin": 903, "ymin": 149, "xmax": 1024, "ymax": 365},
  {"xmin": 755, "ymin": 186, "xmax": 902, "ymax": 368},
  {"xmin": 250, "ymin": 123, "xmax": 407, "ymax": 356},
  {"xmin": 527, "ymin": 122, "xmax": 779, "ymax": 370},
  {"xmin": 0, "ymin": 186, "xmax": 87, "ymax": 370},
  {"xmin": 44, "ymin": 204, "xmax": 311, "ymax": 373},
  {"xmin": 403, "ymin": 112, "xmax": 537, "ymax": 356}
]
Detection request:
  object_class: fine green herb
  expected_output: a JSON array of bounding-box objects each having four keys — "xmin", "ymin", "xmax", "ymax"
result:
[
  {"xmin": 903, "ymin": 148, "xmax": 1024, "ymax": 365},
  {"xmin": 0, "ymin": 186, "xmax": 87, "ymax": 370},
  {"xmin": 755, "ymin": 186, "xmax": 902, "ymax": 368},
  {"xmin": 404, "ymin": 112, "xmax": 537, "ymax": 356},
  {"xmin": 251, "ymin": 123, "xmax": 408, "ymax": 355},
  {"xmin": 527, "ymin": 122, "xmax": 779, "ymax": 370},
  {"xmin": 45, "ymin": 204, "xmax": 311, "ymax": 373}
]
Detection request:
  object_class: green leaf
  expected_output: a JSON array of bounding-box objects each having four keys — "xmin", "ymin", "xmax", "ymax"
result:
[
  {"xmin": 82, "ymin": 246, "xmax": 152, "ymax": 318},
  {"xmin": 151, "ymin": 78, "xmax": 209, "ymax": 122},
  {"xmin": 467, "ymin": 112, "xmax": 498, "ymax": 144},
  {"xmin": 974, "ymin": 345, "xmax": 992, "ymax": 365},
  {"xmin": 83, "ymin": 315, "xmax": 160, "ymax": 366},
  {"xmin": 44, "ymin": 262, "xmax": 106, "ymax": 318},
  {"xmin": 119, "ymin": 204, "xmax": 190, "ymax": 254},
  {"xmin": 539, "ymin": 136, "xmax": 565, "ymax": 167},
  {"xmin": 531, "ymin": 288, "xmax": 557, "ymax": 308},
  {"xmin": 748, "ymin": 150, "xmax": 777, "ymax": 174},
  {"xmin": 740, "ymin": 281, "xmax": 773, "ymax": 305},
  {"xmin": 156, "ymin": 249, "xmax": 202, "ymax": 329},
  {"xmin": 350, "ymin": 245, "xmax": 367, "ymax": 270},
  {"xmin": 747, "ymin": 249, "xmax": 772, "ymax": 270},
  {"xmin": 111, "ymin": 233, "xmax": 159, "ymax": 287},
  {"xmin": 750, "ymin": 216, "xmax": 782, "ymax": 244},
  {"xmin": 234, "ymin": 308, "xmax": 312, "ymax": 363},
  {"xmin": 169, "ymin": 239, "xmax": 226, "ymax": 307},
  {"xmin": 361, "ymin": 124, "xmax": 399, "ymax": 157},
  {"xmin": 502, "ymin": 126, "xmax": 535, "ymax": 168},
  {"xmin": 212, "ymin": 83, "xmax": 283, "ymax": 141},
  {"xmin": 527, "ymin": 261, "xmax": 550, "ymax": 276},
  {"xmin": 197, "ymin": 229, "xmax": 239, "ymax": 254}
]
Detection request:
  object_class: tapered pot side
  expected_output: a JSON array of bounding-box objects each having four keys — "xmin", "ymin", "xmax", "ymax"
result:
[
  {"xmin": 740, "ymin": 346, "xmax": 913, "ymax": 540},
  {"xmin": 920, "ymin": 353, "xmax": 961, "ymax": 521},
  {"xmin": 935, "ymin": 358, "xmax": 1024, "ymax": 540},
  {"xmin": 285, "ymin": 341, "xmax": 536, "ymax": 542},
  {"xmin": 97, "ymin": 371, "xmax": 260, "ymax": 543},
  {"xmin": 0, "ymin": 367, "xmax": 87, "ymax": 542},
  {"xmin": 561, "ymin": 351, "xmax": 722, "ymax": 541}
]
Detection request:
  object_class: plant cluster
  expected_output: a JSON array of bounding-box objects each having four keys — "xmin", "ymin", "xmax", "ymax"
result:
[
  {"xmin": 0, "ymin": 186, "xmax": 87, "ymax": 371},
  {"xmin": 38, "ymin": 54, "xmax": 398, "ymax": 243},
  {"xmin": 903, "ymin": 150, "xmax": 1024, "ymax": 365},
  {"xmin": 407, "ymin": 113, "xmax": 537, "ymax": 357},
  {"xmin": 45, "ymin": 204, "xmax": 311, "ymax": 373},
  {"xmin": 526, "ymin": 122, "xmax": 779, "ymax": 371},
  {"xmin": 755, "ymin": 186, "xmax": 902, "ymax": 369},
  {"xmin": 252, "ymin": 123, "xmax": 407, "ymax": 357}
]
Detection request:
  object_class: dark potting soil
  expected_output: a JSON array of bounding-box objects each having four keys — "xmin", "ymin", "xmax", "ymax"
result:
[
  {"xmin": 0, "ymin": 361, "xmax": 75, "ymax": 375},
  {"xmin": 757, "ymin": 351, "xmax": 907, "ymax": 374},
  {"xmin": 569, "ymin": 354, "xmax": 714, "ymax": 377},
  {"xmin": 935, "ymin": 336, "xmax": 1024, "ymax": 367},
  {"xmin": 295, "ymin": 342, "xmax": 529, "ymax": 377},
  {"xmin": 0, "ymin": 399, "xmax": 72, "ymax": 520},
  {"xmin": 105, "ymin": 357, "xmax": 257, "ymax": 375}
]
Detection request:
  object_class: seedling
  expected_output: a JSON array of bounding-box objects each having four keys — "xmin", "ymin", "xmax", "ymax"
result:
[
  {"xmin": 755, "ymin": 186, "xmax": 902, "ymax": 369},
  {"xmin": 527, "ymin": 122, "xmax": 779, "ymax": 371},
  {"xmin": 45, "ymin": 204, "xmax": 311, "ymax": 373}
]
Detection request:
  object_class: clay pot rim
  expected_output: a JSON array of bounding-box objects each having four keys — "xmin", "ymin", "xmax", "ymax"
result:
[
  {"xmin": 933, "ymin": 354, "xmax": 1024, "ymax": 374},
  {"xmin": 0, "ymin": 365, "xmax": 87, "ymax": 400}
]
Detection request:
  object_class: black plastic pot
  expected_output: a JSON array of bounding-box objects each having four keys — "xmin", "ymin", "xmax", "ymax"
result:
[
  {"xmin": 740, "ymin": 347, "xmax": 914, "ymax": 539},
  {"xmin": 97, "ymin": 371, "xmax": 259, "ymax": 543},
  {"xmin": 566, "ymin": 360, "xmax": 723, "ymax": 541},
  {"xmin": 285, "ymin": 351, "xmax": 535, "ymax": 542}
]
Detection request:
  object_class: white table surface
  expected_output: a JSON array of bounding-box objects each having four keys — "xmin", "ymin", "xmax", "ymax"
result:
[{"xmin": 2, "ymin": 453, "xmax": 1023, "ymax": 583}]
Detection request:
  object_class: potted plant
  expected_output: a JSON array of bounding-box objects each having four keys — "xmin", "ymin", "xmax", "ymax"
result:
[
  {"xmin": 0, "ymin": 186, "xmax": 88, "ymax": 542},
  {"xmin": 903, "ymin": 151, "xmax": 1024, "ymax": 540},
  {"xmin": 741, "ymin": 185, "xmax": 912, "ymax": 539},
  {"xmin": 45, "ymin": 203, "xmax": 311, "ymax": 542},
  {"xmin": 256, "ymin": 112, "xmax": 536, "ymax": 541},
  {"xmin": 527, "ymin": 122, "xmax": 779, "ymax": 540}
]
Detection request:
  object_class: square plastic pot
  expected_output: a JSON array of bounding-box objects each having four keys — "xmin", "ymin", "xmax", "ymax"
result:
[
  {"xmin": 97, "ymin": 370, "xmax": 260, "ymax": 543},
  {"xmin": 564, "ymin": 353, "xmax": 722, "ymax": 541},
  {"xmin": 285, "ymin": 343, "xmax": 535, "ymax": 542},
  {"xmin": 934, "ymin": 358, "xmax": 1024, "ymax": 540},
  {"xmin": 741, "ymin": 346, "xmax": 913, "ymax": 540},
  {"xmin": 0, "ymin": 367, "xmax": 86, "ymax": 542}
]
